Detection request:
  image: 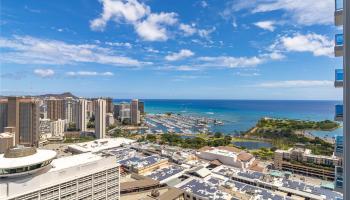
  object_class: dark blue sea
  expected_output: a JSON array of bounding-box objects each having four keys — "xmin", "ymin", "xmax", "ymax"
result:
[{"xmin": 113, "ymin": 99, "xmax": 343, "ymax": 138}]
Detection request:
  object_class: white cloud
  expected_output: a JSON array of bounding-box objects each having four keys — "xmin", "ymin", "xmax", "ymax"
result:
[
  {"xmin": 236, "ymin": 72, "xmax": 260, "ymax": 77},
  {"xmin": 90, "ymin": 0, "xmax": 150, "ymax": 30},
  {"xmin": 253, "ymin": 20, "xmax": 276, "ymax": 31},
  {"xmin": 176, "ymin": 65, "xmax": 199, "ymax": 71},
  {"xmin": 197, "ymin": 51, "xmax": 282, "ymax": 68},
  {"xmin": 34, "ymin": 69, "xmax": 55, "ymax": 77},
  {"xmin": 134, "ymin": 12, "xmax": 177, "ymax": 41},
  {"xmin": 272, "ymin": 33, "xmax": 334, "ymax": 57},
  {"xmin": 105, "ymin": 42, "xmax": 132, "ymax": 48},
  {"xmin": 252, "ymin": 0, "xmax": 333, "ymax": 26},
  {"xmin": 200, "ymin": 1, "xmax": 208, "ymax": 8},
  {"xmin": 223, "ymin": 0, "xmax": 333, "ymax": 26},
  {"xmin": 66, "ymin": 71, "xmax": 114, "ymax": 76},
  {"xmin": 91, "ymin": 0, "xmax": 178, "ymax": 41},
  {"xmin": 179, "ymin": 23, "xmax": 197, "ymax": 36},
  {"xmin": 257, "ymin": 80, "xmax": 333, "ymax": 88},
  {"xmin": 165, "ymin": 49, "xmax": 195, "ymax": 61},
  {"xmin": 232, "ymin": 19, "xmax": 238, "ymax": 29},
  {"xmin": 198, "ymin": 27, "xmax": 216, "ymax": 39},
  {"xmin": 0, "ymin": 35, "xmax": 146, "ymax": 66},
  {"xmin": 145, "ymin": 47, "xmax": 159, "ymax": 53},
  {"xmin": 179, "ymin": 23, "xmax": 215, "ymax": 39},
  {"xmin": 198, "ymin": 56, "xmax": 264, "ymax": 68}
]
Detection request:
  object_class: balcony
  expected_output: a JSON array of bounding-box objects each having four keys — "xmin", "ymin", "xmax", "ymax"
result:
[
  {"xmin": 334, "ymin": 34, "xmax": 343, "ymax": 57},
  {"xmin": 335, "ymin": 0, "xmax": 343, "ymax": 26},
  {"xmin": 335, "ymin": 104, "xmax": 343, "ymax": 121},
  {"xmin": 335, "ymin": 69, "xmax": 344, "ymax": 88}
]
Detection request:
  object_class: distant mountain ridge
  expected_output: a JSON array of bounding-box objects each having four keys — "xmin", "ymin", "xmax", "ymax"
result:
[{"xmin": 36, "ymin": 92, "xmax": 77, "ymax": 99}]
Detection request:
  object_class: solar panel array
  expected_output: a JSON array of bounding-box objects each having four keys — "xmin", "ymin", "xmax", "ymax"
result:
[
  {"xmin": 118, "ymin": 155, "xmax": 166, "ymax": 169},
  {"xmin": 179, "ymin": 179, "xmax": 228, "ymax": 200},
  {"xmin": 282, "ymin": 179, "xmax": 342, "ymax": 200},
  {"xmin": 148, "ymin": 165, "xmax": 184, "ymax": 181}
]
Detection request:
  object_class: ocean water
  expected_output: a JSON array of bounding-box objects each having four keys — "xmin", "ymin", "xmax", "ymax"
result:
[{"xmin": 114, "ymin": 99, "xmax": 343, "ymax": 138}]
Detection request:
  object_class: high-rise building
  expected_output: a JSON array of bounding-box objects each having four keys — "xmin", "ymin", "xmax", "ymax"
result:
[
  {"xmin": 130, "ymin": 99, "xmax": 140, "ymax": 125},
  {"xmin": 106, "ymin": 113, "xmax": 114, "ymax": 127},
  {"xmin": 0, "ymin": 99, "xmax": 8, "ymax": 132},
  {"xmin": 95, "ymin": 99, "xmax": 106, "ymax": 139},
  {"xmin": 0, "ymin": 147, "xmax": 120, "ymax": 200},
  {"xmin": 74, "ymin": 99, "xmax": 87, "ymax": 132},
  {"xmin": 18, "ymin": 99, "xmax": 40, "ymax": 147},
  {"xmin": 64, "ymin": 97, "xmax": 75, "ymax": 123},
  {"xmin": 86, "ymin": 100, "xmax": 93, "ymax": 118},
  {"xmin": 7, "ymin": 97, "xmax": 39, "ymax": 147},
  {"xmin": 46, "ymin": 99, "xmax": 65, "ymax": 120},
  {"xmin": 106, "ymin": 97, "xmax": 114, "ymax": 113},
  {"xmin": 138, "ymin": 101, "xmax": 145, "ymax": 115},
  {"xmin": 7, "ymin": 97, "xmax": 20, "ymax": 144}
]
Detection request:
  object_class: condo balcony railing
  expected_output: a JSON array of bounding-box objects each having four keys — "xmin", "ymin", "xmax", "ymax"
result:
[
  {"xmin": 335, "ymin": 69, "xmax": 344, "ymax": 87},
  {"xmin": 335, "ymin": 34, "xmax": 344, "ymax": 46},
  {"xmin": 336, "ymin": 0, "xmax": 343, "ymax": 11},
  {"xmin": 335, "ymin": 0, "xmax": 343, "ymax": 26},
  {"xmin": 335, "ymin": 104, "xmax": 343, "ymax": 121},
  {"xmin": 335, "ymin": 34, "xmax": 344, "ymax": 57},
  {"xmin": 334, "ymin": 0, "xmax": 343, "ymax": 26}
]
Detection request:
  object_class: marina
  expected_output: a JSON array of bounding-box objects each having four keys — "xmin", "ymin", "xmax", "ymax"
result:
[{"xmin": 145, "ymin": 113, "xmax": 224, "ymax": 134}]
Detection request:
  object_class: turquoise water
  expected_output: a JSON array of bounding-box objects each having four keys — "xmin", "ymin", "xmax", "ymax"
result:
[{"xmin": 114, "ymin": 99, "xmax": 343, "ymax": 138}]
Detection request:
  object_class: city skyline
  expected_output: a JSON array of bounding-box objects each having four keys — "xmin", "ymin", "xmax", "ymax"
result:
[{"xmin": 0, "ymin": 0, "xmax": 343, "ymax": 100}]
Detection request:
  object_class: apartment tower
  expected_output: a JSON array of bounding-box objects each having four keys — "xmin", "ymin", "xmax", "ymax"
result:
[
  {"xmin": 46, "ymin": 99, "xmax": 65, "ymax": 120},
  {"xmin": 95, "ymin": 99, "xmax": 106, "ymax": 139},
  {"xmin": 130, "ymin": 99, "xmax": 140, "ymax": 125},
  {"xmin": 74, "ymin": 99, "xmax": 87, "ymax": 132}
]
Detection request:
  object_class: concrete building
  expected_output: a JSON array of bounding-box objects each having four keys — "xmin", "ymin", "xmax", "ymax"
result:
[
  {"xmin": 0, "ymin": 99, "xmax": 8, "ymax": 132},
  {"xmin": 95, "ymin": 99, "xmax": 106, "ymax": 139},
  {"xmin": 86, "ymin": 100, "xmax": 93, "ymax": 119},
  {"xmin": 18, "ymin": 99, "xmax": 40, "ymax": 147},
  {"xmin": 50, "ymin": 119, "xmax": 65, "ymax": 137},
  {"xmin": 74, "ymin": 99, "xmax": 87, "ymax": 132},
  {"xmin": 274, "ymin": 147, "xmax": 341, "ymax": 180},
  {"xmin": 196, "ymin": 146, "xmax": 255, "ymax": 169},
  {"xmin": 119, "ymin": 155, "xmax": 168, "ymax": 175},
  {"xmin": 138, "ymin": 101, "xmax": 145, "ymax": 115},
  {"xmin": 106, "ymin": 97, "xmax": 114, "ymax": 113},
  {"xmin": 335, "ymin": 135, "xmax": 344, "ymax": 192},
  {"xmin": 0, "ymin": 146, "xmax": 120, "ymax": 200},
  {"xmin": 106, "ymin": 112, "xmax": 115, "ymax": 127},
  {"xmin": 67, "ymin": 138, "xmax": 135, "ymax": 154},
  {"xmin": 7, "ymin": 97, "xmax": 20, "ymax": 144},
  {"xmin": 64, "ymin": 97, "xmax": 75, "ymax": 123},
  {"xmin": 114, "ymin": 103, "xmax": 131, "ymax": 124},
  {"xmin": 0, "ymin": 132, "xmax": 15, "ymax": 154},
  {"xmin": 46, "ymin": 99, "xmax": 65, "ymax": 121},
  {"xmin": 130, "ymin": 99, "xmax": 140, "ymax": 125}
]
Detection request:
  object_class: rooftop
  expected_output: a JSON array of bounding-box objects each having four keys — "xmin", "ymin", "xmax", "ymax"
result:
[
  {"xmin": 68, "ymin": 137, "xmax": 135, "ymax": 153},
  {"xmin": 0, "ymin": 148, "xmax": 57, "ymax": 169}
]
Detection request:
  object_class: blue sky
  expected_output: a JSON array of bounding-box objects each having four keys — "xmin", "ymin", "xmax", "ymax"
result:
[{"xmin": 0, "ymin": 0, "xmax": 343, "ymax": 100}]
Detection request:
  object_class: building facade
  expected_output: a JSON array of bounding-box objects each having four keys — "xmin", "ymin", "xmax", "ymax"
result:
[
  {"xmin": 46, "ymin": 99, "xmax": 65, "ymax": 121},
  {"xmin": 0, "ymin": 148, "xmax": 120, "ymax": 200},
  {"xmin": 74, "ymin": 99, "xmax": 87, "ymax": 132},
  {"xmin": 95, "ymin": 99, "xmax": 106, "ymax": 139},
  {"xmin": 130, "ymin": 99, "xmax": 140, "ymax": 125},
  {"xmin": 0, "ymin": 99, "xmax": 8, "ymax": 133},
  {"xmin": 274, "ymin": 147, "xmax": 340, "ymax": 180},
  {"xmin": 18, "ymin": 99, "xmax": 40, "ymax": 147}
]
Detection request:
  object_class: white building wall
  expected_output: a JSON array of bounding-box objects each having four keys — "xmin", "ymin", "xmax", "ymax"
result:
[
  {"xmin": 197, "ymin": 151, "xmax": 243, "ymax": 169},
  {"xmin": 0, "ymin": 154, "xmax": 120, "ymax": 200},
  {"xmin": 95, "ymin": 99, "xmax": 106, "ymax": 139}
]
